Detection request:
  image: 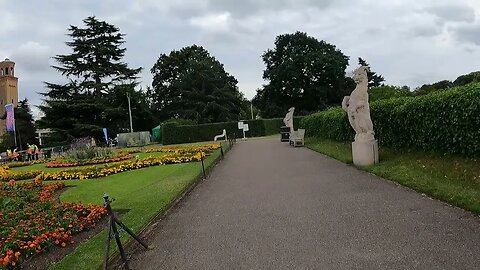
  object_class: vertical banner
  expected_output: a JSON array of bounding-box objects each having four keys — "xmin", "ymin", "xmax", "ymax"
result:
[
  {"xmin": 5, "ymin": 104, "xmax": 15, "ymax": 132},
  {"xmin": 103, "ymin": 128, "xmax": 108, "ymax": 145}
]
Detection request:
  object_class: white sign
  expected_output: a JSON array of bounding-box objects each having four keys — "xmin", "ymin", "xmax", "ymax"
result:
[
  {"xmin": 238, "ymin": 121, "xmax": 244, "ymax": 129},
  {"xmin": 243, "ymin": 124, "xmax": 249, "ymax": 132}
]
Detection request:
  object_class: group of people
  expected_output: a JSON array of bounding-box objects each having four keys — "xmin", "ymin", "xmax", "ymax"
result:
[
  {"xmin": 26, "ymin": 143, "xmax": 40, "ymax": 161},
  {"xmin": 5, "ymin": 143, "xmax": 40, "ymax": 161}
]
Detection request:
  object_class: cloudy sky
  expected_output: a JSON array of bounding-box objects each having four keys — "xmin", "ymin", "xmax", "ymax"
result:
[{"xmin": 1, "ymin": 0, "xmax": 480, "ymax": 117}]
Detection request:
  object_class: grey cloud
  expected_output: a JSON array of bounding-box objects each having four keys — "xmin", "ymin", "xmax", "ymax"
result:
[
  {"xmin": 424, "ymin": 4, "xmax": 476, "ymax": 23},
  {"xmin": 410, "ymin": 25, "xmax": 443, "ymax": 37},
  {"xmin": 451, "ymin": 24, "xmax": 480, "ymax": 46},
  {"xmin": 11, "ymin": 41, "xmax": 52, "ymax": 73},
  {"xmin": 208, "ymin": 0, "xmax": 337, "ymax": 17}
]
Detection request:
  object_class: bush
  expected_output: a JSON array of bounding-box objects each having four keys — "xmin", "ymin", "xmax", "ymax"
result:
[
  {"xmin": 300, "ymin": 107, "xmax": 353, "ymax": 141},
  {"xmin": 300, "ymin": 83, "xmax": 480, "ymax": 156},
  {"xmin": 162, "ymin": 117, "xmax": 305, "ymax": 145}
]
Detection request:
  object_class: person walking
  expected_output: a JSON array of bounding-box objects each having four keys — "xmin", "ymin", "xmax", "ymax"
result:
[
  {"xmin": 33, "ymin": 144, "xmax": 40, "ymax": 160},
  {"xmin": 27, "ymin": 143, "xmax": 33, "ymax": 161}
]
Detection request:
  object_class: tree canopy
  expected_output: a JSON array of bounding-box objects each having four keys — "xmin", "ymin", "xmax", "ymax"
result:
[
  {"xmin": 253, "ymin": 32, "xmax": 350, "ymax": 118},
  {"xmin": 149, "ymin": 45, "xmax": 245, "ymax": 123},
  {"xmin": 38, "ymin": 16, "xmax": 147, "ymax": 143},
  {"xmin": 358, "ymin": 57, "xmax": 385, "ymax": 88},
  {"xmin": 368, "ymin": 85, "xmax": 411, "ymax": 102},
  {"xmin": 414, "ymin": 71, "xmax": 480, "ymax": 96}
]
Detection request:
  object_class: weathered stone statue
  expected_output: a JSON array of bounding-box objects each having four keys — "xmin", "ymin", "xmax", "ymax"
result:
[
  {"xmin": 283, "ymin": 107, "xmax": 295, "ymax": 133},
  {"xmin": 342, "ymin": 66, "xmax": 378, "ymax": 166}
]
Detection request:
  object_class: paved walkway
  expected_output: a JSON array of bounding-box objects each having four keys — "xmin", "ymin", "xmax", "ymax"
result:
[{"xmin": 129, "ymin": 138, "xmax": 480, "ymax": 269}]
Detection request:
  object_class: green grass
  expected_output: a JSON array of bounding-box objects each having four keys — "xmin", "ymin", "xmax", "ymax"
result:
[
  {"xmin": 305, "ymin": 138, "xmax": 353, "ymax": 163},
  {"xmin": 305, "ymin": 137, "xmax": 480, "ymax": 214},
  {"xmin": 11, "ymin": 142, "xmax": 228, "ymax": 270}
]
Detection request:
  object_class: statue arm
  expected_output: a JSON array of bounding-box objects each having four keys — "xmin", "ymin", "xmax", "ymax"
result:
[{"xmin": 342, "ymin": 96, "xmax": 350, "ymax": 111}]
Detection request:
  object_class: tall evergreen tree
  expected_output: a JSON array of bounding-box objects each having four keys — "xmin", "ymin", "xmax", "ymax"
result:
[
  {"xmin": 38, "ymin": 16, "xmax": 142, "ymax": 142},
  {"xmin": 358, "ymin": 57, "xmax": 385, "ymax": 88}
]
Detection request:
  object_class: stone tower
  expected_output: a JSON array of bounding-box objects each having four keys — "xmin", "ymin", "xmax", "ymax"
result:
[{"xmin": 0, "ymin": 58, "xmax": 19, "ymax": 136}]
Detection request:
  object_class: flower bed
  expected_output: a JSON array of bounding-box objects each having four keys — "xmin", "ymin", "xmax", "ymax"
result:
[
  {"xmin": 46, "ymin": 155, "xmax": 133, "ymax": 168},
  {"xmin": 144, "ymin": 143, "xmax": 221, "ymax": 154},
  {"xmin": 0, "ymin": 167, "xmax": 43, "ymax": 182},
  {"xmin": 0, "ymin": 180, "xmax": 107, "ymax": 268},
  {"xmin": 5, "ymin": 160, "xmax": 46, "ymax": 169},
  {"xmin": 35, "ymin": 152, "xmax": 204, "ymax": 181}
]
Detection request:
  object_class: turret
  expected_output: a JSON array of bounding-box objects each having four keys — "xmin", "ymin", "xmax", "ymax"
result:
[{"xmin": 0, "ymin": 58, "xmax": 15, "ymax": 77}]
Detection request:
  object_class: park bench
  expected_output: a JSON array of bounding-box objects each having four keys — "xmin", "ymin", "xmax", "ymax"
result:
[
  {"xmin": 214, "ymin": 129, "xmax": 227, "ymax": 141},
  {"xmin": 289, "ymin": 129, "xmax": 305, "ymax": 147}
]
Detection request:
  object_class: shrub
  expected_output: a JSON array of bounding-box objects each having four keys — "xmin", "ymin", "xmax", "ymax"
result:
[
  {"xmin": 162, "ymin": 117, "xmax": 305, "ymax": 144},
  {"xmin": 300, "ymin": 83, "xmax": 480, "ymax": 156}
]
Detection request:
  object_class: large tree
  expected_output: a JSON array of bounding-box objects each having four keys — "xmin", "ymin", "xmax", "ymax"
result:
[
  {"xmin": 0, "ymin": 99, "xmax": 37, "ymax": 151},
  {"xmin": 358, "ymin": 57, "xmax": 385, "ymax": 88},
  {"xmin": 149, "ymin": 45, "xmax": 244, "ymax": 123},
  {"xmin": 38, "ymin": 16, "xmax": 143, "ymax": 143},
  {"xmin": 253, "ymin": 32, "xmax": 350, "ymax": 118}
]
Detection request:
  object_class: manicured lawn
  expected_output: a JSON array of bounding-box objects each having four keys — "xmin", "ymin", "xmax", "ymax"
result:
[
  {"xmin": 46, "ymin": 146, "xmax": 223, "ymax": 270},
  {"xmin": 305, "ymin": 137, "xmax": 480, "ymax": 214}
]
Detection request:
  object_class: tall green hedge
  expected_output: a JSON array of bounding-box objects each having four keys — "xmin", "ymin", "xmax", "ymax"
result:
[
  {"xmin": 162, "ymin": 117, "xmax": 305, "ymax": 145},
  {"xmin": 300, "ymin": 83, "xmax": 480, "ymax": 156}
]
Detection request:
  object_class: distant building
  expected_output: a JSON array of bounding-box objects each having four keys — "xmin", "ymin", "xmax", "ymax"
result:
[{"xmin": 0, "ymin": 58, "xmax": 19, "ymax": 136}]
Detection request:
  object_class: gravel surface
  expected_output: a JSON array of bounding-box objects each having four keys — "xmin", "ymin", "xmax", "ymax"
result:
[{"xmin": 129, "ymin": 138, "xmax": 480, "ymax": 270}]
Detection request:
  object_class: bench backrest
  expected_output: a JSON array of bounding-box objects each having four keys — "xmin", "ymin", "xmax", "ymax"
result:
[{"xmin": 297, "ymin": 129, "xmax": 305, "ymax": 139}]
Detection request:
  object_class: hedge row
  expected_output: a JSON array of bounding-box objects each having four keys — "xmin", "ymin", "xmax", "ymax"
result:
[
  {"xmin": 162, "ymin": 117, "xmax": 304, "ymax": 145},
  {"xmin": 300, "ymin": 83, "xmax": 480, "ymax": 156}
]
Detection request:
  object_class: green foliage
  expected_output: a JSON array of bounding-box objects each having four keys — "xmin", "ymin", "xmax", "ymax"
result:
[
  {"xmin": 300, "ymin": 107, "xmax": 354, "ymax": 141},
  {"xmin": 38, "ymin": 16, "xmax": 145, "ymax": 144},
  {"xmin": 301, "ymin": 83, "xmax": 480, "ymax": 156},
  {"xmin": 162, "ymin": 117, "xmax": 304, "ymax": 144},
  {"xmin": 149, "ymin": 45, "xmax": 244, "ymax": 123},
  {"xmin": 63, "ymin": 146, "xmax": 114, "ymax": 161},
  {"xmin": 358, "ymin": 57, "xmax": 385, "ymax": 88},
  {"xmin": 368, "ymin": 85, "xmax": 411, "ymax": 102},
  {"xmin": 253, "ymin": 32, "xmax": 350, "ymax": 118},
  {"xmin": 453, "ymin": 71, "xmax": 480, "ymax": 86}
]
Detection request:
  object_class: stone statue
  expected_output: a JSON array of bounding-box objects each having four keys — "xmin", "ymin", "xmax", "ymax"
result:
[
  {"xmin": 342, "ymin": 66, "xmax": 378, "ymax": 166},
  {"xmin": 342, "ymin": 66, "xmax": 375, "ymax": 142},
  {"xmin": 283, "ymin": 107, "xmax": 295, "ymax": 132}
]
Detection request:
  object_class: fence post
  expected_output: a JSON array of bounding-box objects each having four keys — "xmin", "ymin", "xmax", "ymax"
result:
[{"xmin": 201, "ymin": 152, "xmax": 206, "ymax": 179}]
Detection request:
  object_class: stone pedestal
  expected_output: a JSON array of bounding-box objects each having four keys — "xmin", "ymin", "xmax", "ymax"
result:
[{"xmin": 352, "ymin": 140, "xmax": 379, "ymax": 166}]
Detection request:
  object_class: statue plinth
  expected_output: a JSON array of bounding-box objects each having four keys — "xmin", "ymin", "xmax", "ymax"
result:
[{"xmin": 352, "ymin": 139, "xmax": 378, "ymax": 166}]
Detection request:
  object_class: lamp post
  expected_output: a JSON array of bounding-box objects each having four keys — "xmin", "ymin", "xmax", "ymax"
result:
[
  {"xmin": 250, "ymin": 102, "xmax": 254, "ymax": 120},
  {"xmin": 127, "ymin": 93, "xmax": 133, "ymax": 133}
]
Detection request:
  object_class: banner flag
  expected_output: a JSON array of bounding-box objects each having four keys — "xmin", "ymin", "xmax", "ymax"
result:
[
  {"xmin": 103, "ymin": 128, "xmax": 108, "ymax": 145},
  {"xmin": 5, "ymin": 104, "xmax": 15, "ymax": 132}
]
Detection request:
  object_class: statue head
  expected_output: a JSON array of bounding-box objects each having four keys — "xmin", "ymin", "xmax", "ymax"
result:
[
  {"xmin": 353, "ymin": 66, "xmax": 368, "ymax": 84},
  {"xmin": 288, "ymin": 107, "xmax": 295, "ymax": 112}
]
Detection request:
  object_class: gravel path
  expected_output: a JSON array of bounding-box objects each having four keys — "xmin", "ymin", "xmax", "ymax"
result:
[{"xmin": 129, "ymin": 138, "xmax": 480, "ymax": 269}]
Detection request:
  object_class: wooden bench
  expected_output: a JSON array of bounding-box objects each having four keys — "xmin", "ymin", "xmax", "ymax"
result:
[{"xmin": 289, "ymin": 129, "xmax": 305, "ymax": 147}]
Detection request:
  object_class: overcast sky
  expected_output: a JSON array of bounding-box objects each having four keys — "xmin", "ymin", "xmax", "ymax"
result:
[{"xmin": 1, "ymin": 0, "xmax": 480, "ymax": 117}]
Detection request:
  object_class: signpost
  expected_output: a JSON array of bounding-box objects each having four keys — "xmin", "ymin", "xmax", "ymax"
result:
[
  {"xmin": 238, "ymin": 121, "xmax": 247, "ymax": 140},
  {"xmin": 237, "ymin": 121, "xmax": 250, "ymax": 140}
]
